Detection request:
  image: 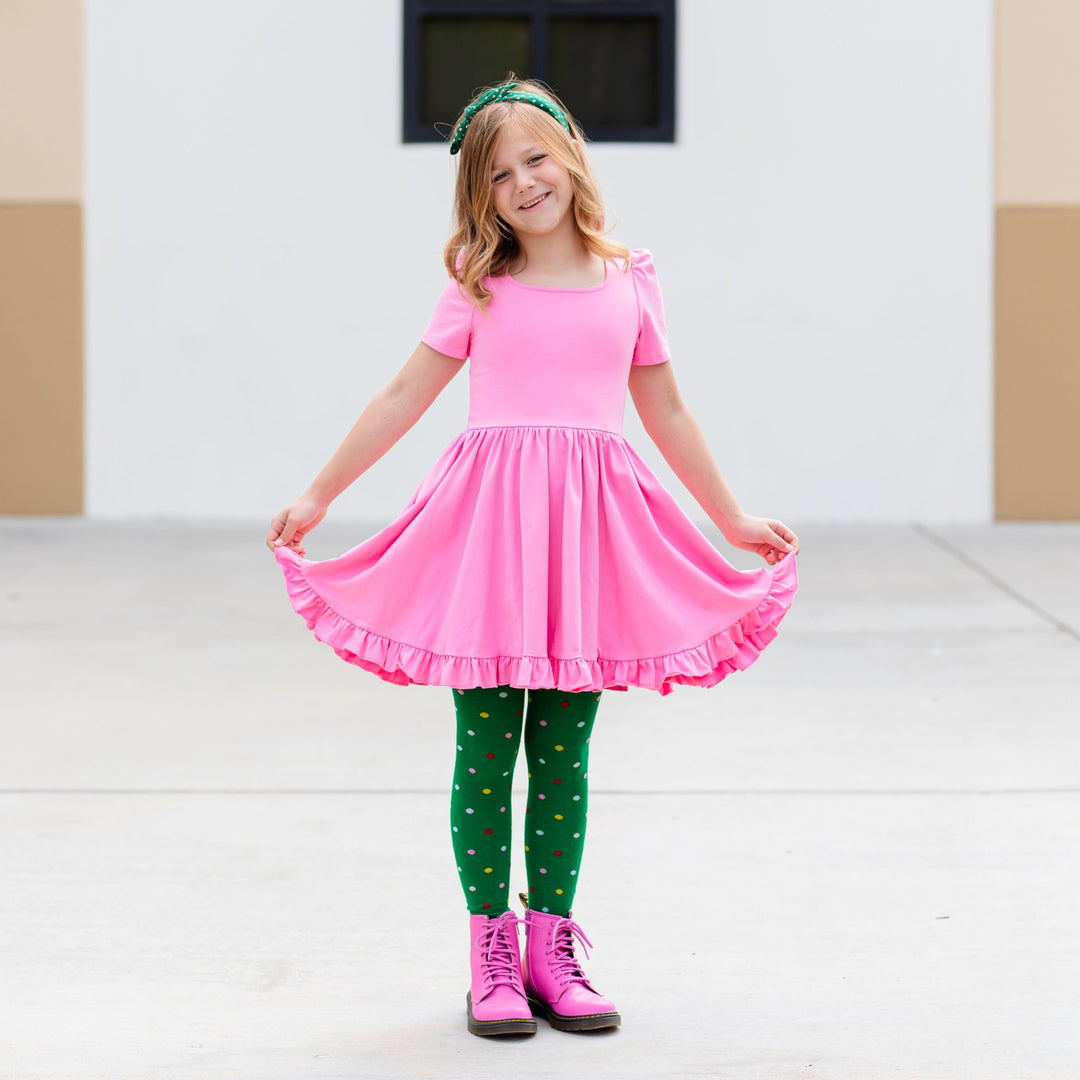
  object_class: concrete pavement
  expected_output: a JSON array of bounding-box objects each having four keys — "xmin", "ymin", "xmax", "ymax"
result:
[{"xmin": 2, "ymin": 519, "xmax": 1078, "ymax": 1079}]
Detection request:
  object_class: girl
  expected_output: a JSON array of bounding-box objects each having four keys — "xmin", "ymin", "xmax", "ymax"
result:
[{"xmin": 266, "ymin": 77, "xmax": 799, "ymax": 1038}]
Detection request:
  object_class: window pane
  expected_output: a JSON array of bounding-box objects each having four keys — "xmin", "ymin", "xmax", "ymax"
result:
[
  {"xmin": 549, "ymin": 17, "xmax": 659, "ymax": 130},
  {"xmin": 420, "ymin": 17, "xmax": 531, "ymax": 130}
]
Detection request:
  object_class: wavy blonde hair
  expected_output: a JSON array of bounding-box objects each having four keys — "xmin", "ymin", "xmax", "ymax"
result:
[{"xmin": 444, "ymin": 76, "xmax": 630, "ymax": 307}]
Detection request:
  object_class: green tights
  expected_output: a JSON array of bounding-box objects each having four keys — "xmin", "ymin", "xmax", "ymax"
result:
[{"xmin": 450, "ymin": 685, "xmax": 601, "ymax": 917}]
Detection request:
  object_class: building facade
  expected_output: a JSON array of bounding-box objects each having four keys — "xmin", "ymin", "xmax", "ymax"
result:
[{"xmin": 1, "ymin": 1, "xmax": 1075, "ymax": 522}]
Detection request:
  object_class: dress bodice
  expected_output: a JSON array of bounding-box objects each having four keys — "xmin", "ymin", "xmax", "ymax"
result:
[{"xmin": 420, "ymin": 248, "xmax": 672, "ymax": 435}]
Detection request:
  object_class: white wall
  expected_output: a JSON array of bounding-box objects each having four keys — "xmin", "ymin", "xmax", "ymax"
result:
[{"xmin": 86, "ymin": 0, "xmax": 993, "ymax": 523}]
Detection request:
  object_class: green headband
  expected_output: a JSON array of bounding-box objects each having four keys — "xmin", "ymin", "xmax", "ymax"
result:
[{"xmin": 449, "ymin": 82, "xmax": 571, "ymax": 155}]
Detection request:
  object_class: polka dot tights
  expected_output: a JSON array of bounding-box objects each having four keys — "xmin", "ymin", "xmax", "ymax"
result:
[{"xmin": 450, "ymin": 685, "xmax": 600, "ymax": 917}]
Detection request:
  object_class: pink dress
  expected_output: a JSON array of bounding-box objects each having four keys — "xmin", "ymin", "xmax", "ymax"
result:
[{"xmin": 275, "ymin": 248, "xmax": 797, "ymax": 696}]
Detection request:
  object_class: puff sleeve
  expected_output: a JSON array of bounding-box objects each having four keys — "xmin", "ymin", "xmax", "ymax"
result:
[
  {"xmin": 629, "ymin": 248, "xmax": 671, "ymax": 365},
  {"xmin": 421, "ymin": 274, "xmax": 476, "ymax": 361}
]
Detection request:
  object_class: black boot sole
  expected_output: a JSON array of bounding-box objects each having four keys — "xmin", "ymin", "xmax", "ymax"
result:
[
  {"xmin": 466, "ymin": 992, "xmax": 538, "ymax": 1036},
  {"xmin": 527, "ymin": 995, "xmax": 621, "ymax": 1032}
]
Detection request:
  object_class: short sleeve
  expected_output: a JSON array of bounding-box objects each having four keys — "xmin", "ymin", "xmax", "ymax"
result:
[
  {"xmin": 421, "ymin": 274, "xmax": 476, "ymax": 361},
  {"xmin": 629, "ymin": 248, "xmax": 671, "ymax": 366}
]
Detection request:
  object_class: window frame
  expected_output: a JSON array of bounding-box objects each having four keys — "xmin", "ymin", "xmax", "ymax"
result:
[{"xmin": 402, "ymin": 0, "xmax": 676, "ymax": 146}]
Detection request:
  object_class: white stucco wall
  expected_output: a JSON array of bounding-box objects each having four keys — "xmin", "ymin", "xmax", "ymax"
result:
[{"xmin": 86, "ymin": 0, "xmax": 993, "ymax": 523}]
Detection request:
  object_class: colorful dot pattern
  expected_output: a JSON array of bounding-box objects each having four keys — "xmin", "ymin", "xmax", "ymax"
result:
[{"xmin": 449, "ymin": 684, "xmax": 601, "ymax": 916}]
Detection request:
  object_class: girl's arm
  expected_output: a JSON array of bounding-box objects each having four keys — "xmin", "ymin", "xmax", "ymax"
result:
[
  {"xmin": 266, "ymin": 343, "xmax": 466, "ymax": 554},
  {"xmin": 627, "ymin": 361, "xmax": 799, "ymax": 565}
]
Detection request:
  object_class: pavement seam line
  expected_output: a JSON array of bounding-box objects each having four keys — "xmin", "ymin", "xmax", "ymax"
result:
[
  {"xmin": 913, "ymin": 522, "xmax": 1080, "ymax": 642},
  {"xmin": 2, "ymin": 788, "xmax": 1078, "ymax": 796}
]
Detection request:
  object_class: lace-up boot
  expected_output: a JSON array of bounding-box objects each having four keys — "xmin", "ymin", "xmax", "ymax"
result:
[
  {"xmin": 521, "ymin": 905, "xmax": 621, "ymax": 1031},
  {"xmin": 466, "ymin": 912, "xmax": 537, "ymax": 1036}
]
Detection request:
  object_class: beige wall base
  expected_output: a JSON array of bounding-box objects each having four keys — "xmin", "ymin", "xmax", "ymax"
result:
[
  {"xmin": 0, "ymin": 203, "xmax": 83, "ymax": 514},
  {"xmin": 995, "ymin": 206, "xmax": 1080, "ymax": 519}
]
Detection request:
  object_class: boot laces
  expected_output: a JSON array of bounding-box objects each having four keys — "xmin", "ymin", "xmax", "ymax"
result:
[
  {"xmin": 548, "ymin": 916, "xmax": 594, "ymax": 987},
  {"xmin": 475, "ymin": 913, "xmax": 525, "ymax": 994}
]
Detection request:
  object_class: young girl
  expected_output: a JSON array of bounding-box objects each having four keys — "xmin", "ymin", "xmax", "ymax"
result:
[{"xmin": 266, "ymin": 77, "xmax": 799, "ymax": 1038}]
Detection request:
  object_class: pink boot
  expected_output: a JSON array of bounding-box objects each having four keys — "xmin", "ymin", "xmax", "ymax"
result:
[
  {"xmin": 522, "ymin": 906, "xmax": 621, "ymax": 1031},
  {"xmin": 466, "ymin": 911, "xmax": 537, "ymax": 1036}
]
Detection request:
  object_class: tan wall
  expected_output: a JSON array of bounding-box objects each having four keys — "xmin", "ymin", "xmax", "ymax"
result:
[
  {"xmin": 995, "ymin": 208, "xmax": 1080, "ymax": 518},
  {"xmin": 0, "ymin": 0, "xmax": 82, "ymax": 200},
  {"xmin": 0, "ymin": 0, "xmax": 83, "ymax": 513},
  {"xmin": 0, "ymin": 205, "xmax": 84, "ymax": 514},
  {"xmin": 996, "ymin": 0, "xmax": 1080, "ymax": 204},
  {"xmin": 995, "ymin": 0, "xmax": 1080, "ymax": 519}
]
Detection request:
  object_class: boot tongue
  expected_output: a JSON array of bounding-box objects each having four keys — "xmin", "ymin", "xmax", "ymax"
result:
[
  {"xmin": 552, "ymin": 922, "xmax": 589, "ymax": 980},
  {"xmin": 553, "ymin": 928, "xmax": 582, "ymax": 973},
  {"xmin": 486, "ymin": 919, "xmax": 519, "ymax": 985}
]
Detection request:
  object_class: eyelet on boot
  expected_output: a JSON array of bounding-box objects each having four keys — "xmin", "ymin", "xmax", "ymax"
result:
[
  {"xmin": 520, "ymin": 903, "xmax": 621, "ymax": 1032},
  {"xmin": 466, "ymin": 912, "xmax": 537, "ymax": 1036}
]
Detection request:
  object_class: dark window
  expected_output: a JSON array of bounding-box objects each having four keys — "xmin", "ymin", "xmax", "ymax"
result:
[{"xmin": 403, "ymin": 0, "xmax": 676, "ymax": 145}]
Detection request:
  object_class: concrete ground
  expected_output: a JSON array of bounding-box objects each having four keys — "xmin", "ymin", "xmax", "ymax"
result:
[{"xmin": 2, "ymin": 518, "xmax": 1079, "ymax": 1080}]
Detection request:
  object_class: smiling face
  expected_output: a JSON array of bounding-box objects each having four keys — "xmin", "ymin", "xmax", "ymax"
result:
[{"xmin": 489, "ymin": 121, "xmax": 576, "ymax": 242}]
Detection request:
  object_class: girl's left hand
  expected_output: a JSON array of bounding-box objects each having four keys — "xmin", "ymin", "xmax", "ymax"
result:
[{"xmin": 723, "ymin": 513, "xmax": 799, "ymax": 566}]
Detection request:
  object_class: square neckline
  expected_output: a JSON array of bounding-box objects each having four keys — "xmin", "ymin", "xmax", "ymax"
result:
[{"xmin": 505, "ymin": 259, "xmax": 611, "ymax": 293}]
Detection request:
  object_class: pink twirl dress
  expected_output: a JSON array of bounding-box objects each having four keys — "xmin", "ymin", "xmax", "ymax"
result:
[{"xmin": 275, "ymin": 248, "xmax": 797, "ymax": 695}]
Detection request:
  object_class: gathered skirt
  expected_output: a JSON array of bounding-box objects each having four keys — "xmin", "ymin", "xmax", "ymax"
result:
[{"xmin": 275, "ymin": 424, "xmax": 797, "ymax": 696}]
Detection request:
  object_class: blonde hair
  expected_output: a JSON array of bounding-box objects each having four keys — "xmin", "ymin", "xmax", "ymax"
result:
[{"xmin": 443, "ymin": 76, "xmax": 630, "ymax": 307}]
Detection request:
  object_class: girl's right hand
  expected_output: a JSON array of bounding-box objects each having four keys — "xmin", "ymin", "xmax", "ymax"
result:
[{"xmin": 266, "ymin": 493, "xmax": 328, "ymax": 557}]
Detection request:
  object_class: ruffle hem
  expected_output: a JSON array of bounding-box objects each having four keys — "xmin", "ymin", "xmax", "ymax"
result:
[{"xmin": 275, "ymin": 545, "xmax": 797, "ymax": 697}]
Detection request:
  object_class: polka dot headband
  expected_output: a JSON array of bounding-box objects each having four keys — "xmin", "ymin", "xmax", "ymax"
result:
[{"xmin": 449, "ymin": 81, "xmax": 571, "ymax": 155}]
